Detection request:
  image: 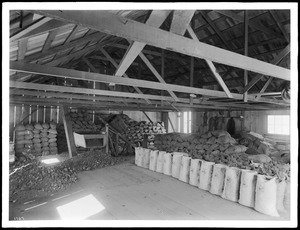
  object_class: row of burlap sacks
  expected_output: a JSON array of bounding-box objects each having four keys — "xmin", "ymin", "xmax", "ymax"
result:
[
  {"xmin": 14, "ymin": 122, "xmax": 58, "ymax": 157},
  {"xmin": 135, "ymin": 147, "xmax": 290, "ymax": 217}
]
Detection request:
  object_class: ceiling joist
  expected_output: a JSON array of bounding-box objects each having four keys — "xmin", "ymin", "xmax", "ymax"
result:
[{"xmin": 33, "ymin": 10, "xmax": 290, "ymax": 81}]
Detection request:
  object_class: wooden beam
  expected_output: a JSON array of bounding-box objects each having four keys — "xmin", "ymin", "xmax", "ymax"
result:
[
  {"xmin": 11, "ymin": 19, "xmax": 68, "ymax": 42},
  {"xmin": 10, "ymin": 80, "xmax": 180, "ymax": 102},
  {"xmin": 242, "ymin": 44, "xmax": 290, "ymax": 93},
  {"xmin": 255, "ymin": 77, "xmax": 274, "ymax": 100},
  {"xmin": 17, "ymin": 38, "xmax": 28, "ymax": 60},
  {"xmin": 10, "ymin": 81, "xmax": 280, "ymax": 110},
  {"xmin": 35, "ymin": 10, "xmax": 290, "ymax": 81},
  {"xmin": 10, "ymin": 17, "xmax": 52, "ymax": 42},
  {"xmin": 10, "ymin": 96, "xmax": 230, "ymax": 111},
  {"xmin": 10, "ymin": 61, "xmax": 243, "ymax": 99},
  {"xmin": 63, "ymin": 25, "xmax": 80, "ymax": 44},
  {"xmin": 187, "ymin": 26, "xmax": 233, "ymax": 98},
  {"xmin": 82, "ymin": 57, "xmax": 134, "ymax": 106},
  {"xmin": 10, "ymin": 12, "xmax": 34, "ymax": 30},
  {"xmin": 215, "ymin": 10, "xmax": 284, "ymax": 39},
  {"xmin": 205, "ymin": 60, "xmax": 234, "ymax": 98},
  {"xmin": 190, "ymin": 56, "xmax": 194, "ymax": 87},
  {"xmin": 98, "ymin": 47, "xmax": 151, "ymax": 104},
  {"xmin": 42, "ymin": 29, "xmax": 58, "ymax": 53},
  {"xmin": 170, "ymin": 10, "xmax": 195, "ymax": 35},
  {"xmin": 142, "ymin": 111, "xmax": 153, "ymax": 124},
  {"xmin": 61, "ymin": 106, "xmax": 77, "ymax": 158},
  {"xmin": 199, "ymin": 11, "xmax": 231, "ymax": 49},
  {"xmin": 114, "ymin": 10, "xmax": 170, "ymax": 77},
  {"xmin": 269, "ymin": 10, "xmax": 289, "ymax": 43},
  {"xmin": 243, "ymin": 11, "xmax": 249, "ymax": 102},
  {"xmin": 10, "ymin": 89, "xmax": 148, "ymax": 104},
  {"xmin": 139, "ymin": 52, "xmax": 179, "ymax": 101},
  {"xmin": 24, "ymin": 31, "xmax": 105, "ymax": 63}
]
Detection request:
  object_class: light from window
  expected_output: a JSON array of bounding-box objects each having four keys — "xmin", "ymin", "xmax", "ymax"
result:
[
  {"xmin": 177, "ymin": 112, "xmax": 181, "ymax": 132},
  {"xmin": 267, "ymin": 115, "xmax": 290, "ymax": 135},
  {"xmin": 183, "ymin": 111, "xmax": 192, "ymax": 134},
  {"xmin": 183, "ymin": 112, "xmax": 188, "ymax": 133}
]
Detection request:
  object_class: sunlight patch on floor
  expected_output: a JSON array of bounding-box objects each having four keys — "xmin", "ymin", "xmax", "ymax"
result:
[{"xmin": 56, "ymin": 194, "xmax": 105, "ymax": 220}]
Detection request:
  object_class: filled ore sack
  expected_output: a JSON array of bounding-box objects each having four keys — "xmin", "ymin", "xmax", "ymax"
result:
[
  {"xmin": 247, "ymin": 154, "xmax": 272, "ymax": 163},
  {"xmin": 238, "ymin": 170, "xmax": 257, "ymax": 207},
  {"xmin": 172, "ymin": 153, "xmax": 184, "ymax": 178},
  {"xmin": 211, "ymin": 130, "xmax": 230, "ymax": 138},
  {"xmin": 210, "ymin": 164, "xmax": 227, "ymax": 196},
  {"xmin": 48, "ymin": 138, "xmax": 57, "ymax": 143},
  {"xmin": 189, "ymin": 159, "xmax": 201, "ymax": 186},
  {"xmin": 48, "ymin": 129, "xmax": 58, "ymax": 135},
  {"xmin": 156, "ymin": 151, "xmax": 166, "ymax": 173},
  {"xmin": 221, "ymin": 167, "xmax": 241, "ymax": 202},
  {"xmin": 224, "ymin": 145, "xmax": 247, "ymax": 154},
  {"xmin": 163, "ymin": 152, "xmax": 173, "ymax": 176},
  {"xmin": 198, "ymin": 161, "xmax": 215, "ymax": 191},
  {"xmin": 141, "ymin": 148, "xmax": 151, "ymax": 169},
  {"xmin": 40, "ymin": 132, "xmax": 48, "ymax": 138},
  {"xmin": 48, "ymin": 133, "xmax": 57, "ymax": 139},
  {"xmin": 15, "ymin": 133, "xmax": 25, "ymax": 140},
  {"xmin": 25, "ymin": 124, "xmax": 34, "ymax": 131},
  {"xmin": 41, "ymin": 137, "xmax": 49, "ymax": 143},
  {"xmin": 33, "ymin": 129, "xmax": 40, "ymax": 134},
  {"xmin": 40, "ymin": 129, "xmax": 48, "ymax": 133},
  {"xmin": 15, "ymin": 124, "xmax": 26, "ymax": 131},
  {"xmin": 42, "ymin": 123, "xmax": 50, "ymax": 129},
  {"xmin": 33, "ymin": 133, "xmax": 41, "ymax": 139},
  {"xmin": 254, "ymin": 175, "xmax": 279, "ymax": 217},
  {"xmin": 42, "ymin": 142, "xmax": 49, "ymax": 147},
  {"xmin": 217, "ymin": 135, "xmax": 237, "ymax": 145},
  {"xmin": 15, "ymin": 130, "xmax": 26, "ymax": 136},
  {"xmin": 49, "ymin": 142, "xmax": 57, "ymax": 147},
  {"xmin": 179, "ymin": 156, "xmax": 191, "ymax": 183},
  {"xmin": 284, "ymin": 181, "xmax": 290, "ymax": 211},
  {"xmin": 33, "ymin": 138, "xmax": 41, "ymax": 144},
  {"xmin": 50, "ymin": 122, "xmax": 57, "ymax": 130},
  {"xmin": 276, "ymin": 179, "xmax": 287, "ymax": 212},
  {"xmin": 149, "ymin": 150, "xmax": 159, "ymax": 171},
  {"xmin": 34, "ymin": 123, "xmax": 43, "ymax": 130},
  {"xmin": 135, "ymin": 147, "xmax": 143, "ymax": 166}
]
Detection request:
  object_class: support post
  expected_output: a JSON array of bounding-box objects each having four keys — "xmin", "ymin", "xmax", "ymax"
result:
[
  {"xmin": 243, "ymin": 10, "xmax": 249, "ymax": 102},
  {"xmin": 105, "ymin": 124, "xmax": 109, "ymax": 154},
  {"xmin": 61, "ymin": 105, "xmax": 77, "ymax": 158},
  {"xmin": 161, "ymin": 49, "xmax": 165, "ymax": 106}
]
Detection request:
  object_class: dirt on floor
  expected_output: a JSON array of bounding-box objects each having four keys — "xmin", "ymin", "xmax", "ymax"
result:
[{"xmin": 9, "ymin": 150, "xmax": 134, "ymax": 204}]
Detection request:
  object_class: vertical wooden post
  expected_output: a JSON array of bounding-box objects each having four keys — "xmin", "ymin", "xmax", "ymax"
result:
[
  {"xmin": 105, "ymin": 124, "xmax": 109, "ymax": 154},
  {"xmin": 161, "ymin": 49, "xmax": 165, "ymax": 106},
  {"xmin": 161, "ymin": 112, "xmax": 169, "ymax": 133},
  {"xmin": 243, "ymin": 10, "xmax": 249, "ymax": 102},
  {"xmin": 61, "ymin": 106, "xmax": 77, "ymax": 158}
]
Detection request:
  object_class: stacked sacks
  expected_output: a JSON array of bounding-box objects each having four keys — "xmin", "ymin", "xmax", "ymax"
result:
[
  {"xmin": 41, "ymin": 123, "xmax": 50, "ymax": 155},
  {"xmin": 49, "ymin": 122, "xmax": 58, "ymax": 155},
  {"xmin": 33, "ymin": 123, "xmax": 43, "ymax": 156},
  {"xmin": 154, "ymin": 130, "xmax": 237, "ymax": 156},
  {"xmin": 14, "ymin": 124, "xmax": 35, "ymax": 157},
  {"xmin": 56, "ymin": 123, "xmax": 68, "ymax": 153},
  {"xmin": 67, "ymin": 110, "xmax": 103, "ymax": 132},
  {"xmin": 14, "ymin": 124, "xmax": 26, "ymax": 155},
  {"xmin": 31, "ymin": 122, "xmax": 58, "ymax": 156}
]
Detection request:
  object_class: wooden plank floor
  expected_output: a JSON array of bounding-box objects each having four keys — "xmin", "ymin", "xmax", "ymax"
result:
[{"xmin": 9, "ymin": 160, "xmax": 290, "ymax": 221}]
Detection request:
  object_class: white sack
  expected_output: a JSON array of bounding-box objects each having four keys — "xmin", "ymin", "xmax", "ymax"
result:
[{"xmin": 210, "ymin": 164, "xmax": 227, "ymax": 196}]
